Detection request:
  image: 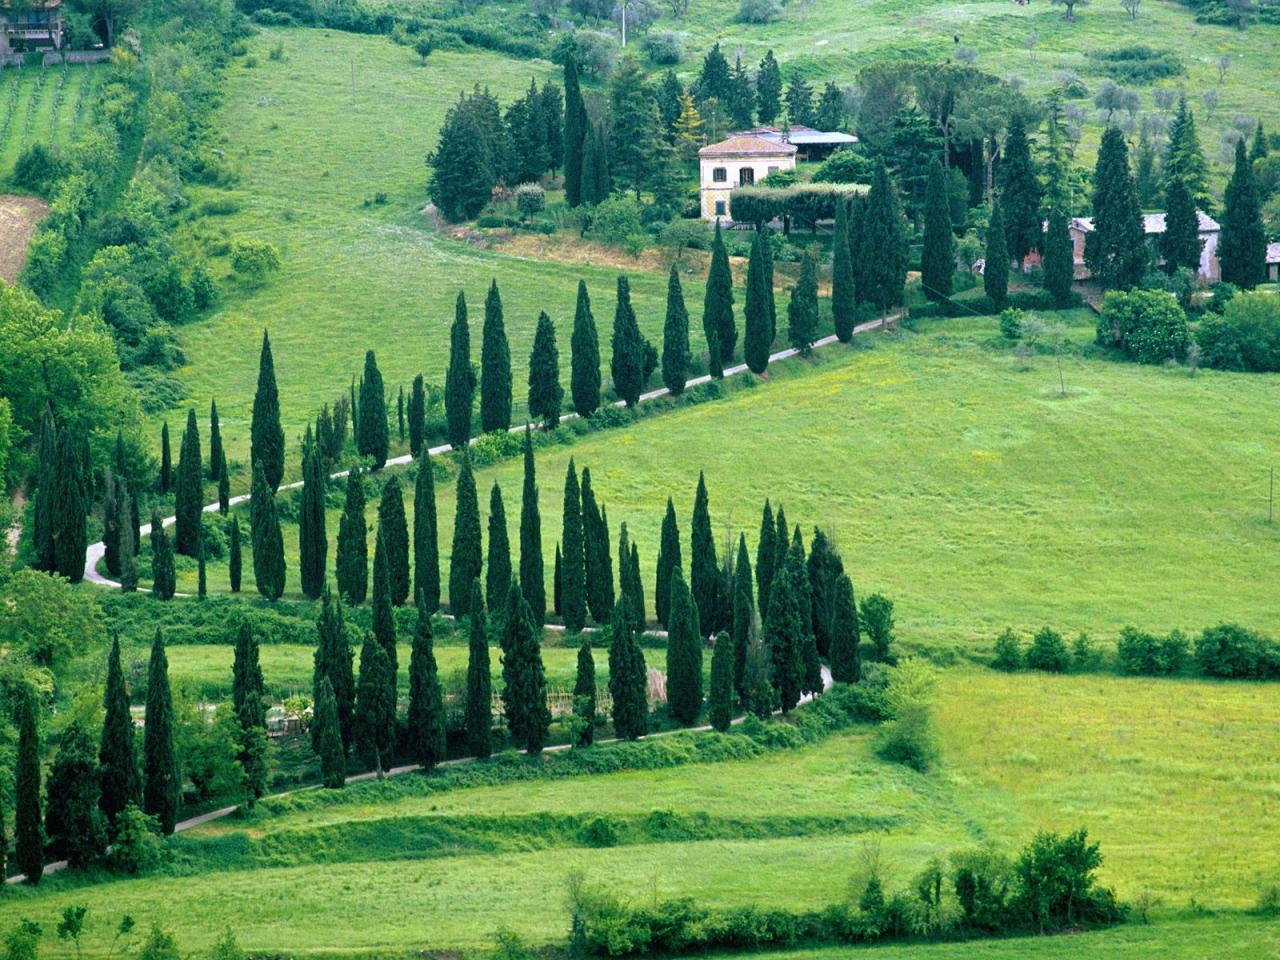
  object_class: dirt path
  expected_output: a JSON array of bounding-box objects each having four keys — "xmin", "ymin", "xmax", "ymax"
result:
[
  {"xmin": 5, "ymin": 487, "xmax": 25, "ymax": 557},
  {"xmin": 0, "ymin": 195, "xmax": 48, "ymax": 283}
]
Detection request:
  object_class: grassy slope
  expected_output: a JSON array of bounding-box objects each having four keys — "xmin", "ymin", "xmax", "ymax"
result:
[{"xmin": 0, "ymin": 63, "xmax": 95, "ymax": 175}]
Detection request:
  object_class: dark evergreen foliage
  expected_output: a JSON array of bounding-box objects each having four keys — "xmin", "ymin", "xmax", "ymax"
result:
[
  {"xmin": 787, "ymin": 250, "xmax": 819, "ymax": 352},
  {"xmin": 732, "ymin": 534, "xmax": 754, "ymax": 699},
  {"xmin": 409, "ymin": 374, "xmax": 426, "ymax": 457},
  {"xmin": 465, "ymin": 579, "xmax": 492, "ymax": 759},
  {"xmin": 666, "ymin": 567, "xmax": 703, "ymax": 725},
  {"xmin": 99, "ymin": 636, "xmax": 140, "ymax": 827},
  {"xmin": 1219, "ymin": 138, "xmax": 1266, "ymax": 288},
  {"xmin": 251, "ymin": 331, "xmax": 285, "ymax": 491},
  {"xmin": 708, "ymin": 631, "xmax": 735, "ymax": 732},
  {"xmin": 661, "ymin": 265, "xmax": 691, "ymax": 394},
  {"xmin": 52, "ymin": 428, "xmax": 88, "ymax": 581},
  {"xmin": 861, "ymin": 163, "xmax": 908, "ymax": 312},
  {"xmin": 741, "ymin": 605, "xmax": 772, "ymax": 719},
  {"xmin": 159, "ymin": 421, "xmax": 172, "ymax": 495},
  {"xmin": 610, "ymin": 275, "xmax": 645, "ymax": 407},
  {"xmin": 445, "ymin": 292, "xmax": 476, "ymax": 450},
  {"xmin": 32, "ymin": 406, "xmax": 57, "ymax": 571},
  {"xmin": 528, "ymin": 311, "xmax": 564, "ymax": 429},
  {"xmin": 655, "ymin": 497, "xmax": 681, "ymax": 627},
  {"xmin": 560, "ymin": 459, "xmax": 587, "ymax": 631},
  {"xmin": 209, "ymin": 400, "xmax": 223, "ymax": 482},
  {"xmin": 449, "ymin": 456, "xmax": 484, "ymax": 616},
  {"xmin": 1160, "ymin": 176, "xmax": 1202, "ymax": 275},
  {"xmin": 702, "ymin": 221, "xmax": 735, "ymax": 376},
  {"xmin": 217, "ymin": 450, "xmax": 230, "ymax": 515},
  {"xmin": 756, "ymin": 50, "xmax": 782, "ymax": 124},
  {"xmin": 1042, "ymin": 207, "xmax": 1074, "ymax": 305},
  {"xmin": 984, "ymin": 200, "xmax": 1010, "ymax": 306},
  {"xmin": 480, "ymin": 279, "xmax": 513, "ymax": 433},
  {"xmin": 313, "ymin": 677, "xmax": 347, "ymax": 788},
  {"xmin": 337, "ymin": 467, "xmax": 368, "ymax": 604},
  {"xmin": 500, "ymin": 581, "xmax": 550, "ymax": 753},
  {"xmin": 355, "ymin": 632, "xmax": 396, "ymax": 779},
  {"xmin": 519, "ymin": 428, "xmax": 546, "ymax": 625},
  {"xmin": 608, "ymin": 600, "xmax": 648, "ymax": 740},
  {"xmin": 14, "ymin": 690, "xmax": 43, "ymax": 882},
  {"xmin": 357, "ymin": 350, "xmax": 389, "ymax": 469},
  {"xmin": 571, "ymin": 280, "xmax": 602, "ymax": 416},
  {"xmin": 999, "ymin": 115, "xmax": 1042, "ymax": 267},
  {"xmin": 563, "ymin": 54, "xmax": 587, "ymax": 207},
  {"xmin": 831, "ymin": 199, "xmax": 857, "ymax": 338},
  {"xmin": 45, "ymin": 721, "xmax": 107, "ymax": 867},
  {"xmin": 486, "ymin": 482, "xmax": 512, "ymax": 611},
  {"xmin": 173, "ymin": 410, "xmax": 202, "ymax": 556},
  {"xmin": 143, "ymin": 629, "xmax": 179, "ymax": 833},
  {"xmin": 228, "ymin": 515, "xmax": 241, "ymax": 594},
  {"xmin": 250, "ymin": 462, "xmax": 286, "ymax": 601},
  {"xmin": 764, "ymin": 538, "xmax": 804, "ymax": 713},
  {"xmin": 573, "ymin": 641, "xmax": 596, "ymax": 746},
  {"xmin": 378, "ymin": 476, "xmax": 410, "ymax": 606},
  {"xmin": 150, "ymin": 509, "xmax": 175, "ymax": 600},
  {"xmin": 372, "ymin": 530, "xmax": 398, "ymax": 678},
  {"xmin": 407, "ymin": 591, "xmax": 448, "ymax": 768},
  {"xmin": 690, "ymin": 472, "xmax": 721, "ymax": 634},
  {"xmin": 414, "ymin": 453, "xmax": 440, "ymax": 613},
  {"xmin": 314, "ymin": 586, "xmax": 355, "ymax": 753},
  {"xmin": 921, "ymin": 161, "xmax": 955, "ymax": 301},
  {"xmin": 581, "ymin": 468, "xmax": 614, "ymax": 624},
  {"xmin": 1085, "ymin": 126, "xmax": 1146, "ymax": 290},
  {"xmin": 744, "ymin": 229, "xmax": 773, "ymax": 371},
  {"xmin": 299, "ymin": 432, "xmax": 328, "ymax": 600},
  {"xmin": 756, "ymin": 500, "xmax": 776, "ymax": 615},
  {"xmin": 828, "ymin": 573, "xmax": 861, "ymax": 683}
]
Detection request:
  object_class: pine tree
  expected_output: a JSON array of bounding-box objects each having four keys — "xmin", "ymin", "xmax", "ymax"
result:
[
  {"xmin": 450, "ymin": 455, "xmax": 483, "ymax": 616},
  {"xmin": 608, "ymin": 55, "xmax": 662, "ymax": 200},
  {"xmin": 1042, "ymin": 207, "xmax": 1074, "ymax": 305},
  {"xmin": 563, "ymin": 53, "xmax": 587, "ymax": 207},
  {"xmin": 666, "ymin": 567, "xmax": 703, "ymax": 725},
  {"xmin": 159, "ymin": 421, "xmax": 172, "ymax": 495},
  {"xmin": 53, "ymin": 428, "xmax": 88, "ymax": 581},
  {"xmin": 787, "ymin": 249, "xmax": 819, "ymax": 353},
  {"xmin": 1161, "ymin": 176, "xmax": 1202, "ymax": 275},
  {"xmin": 14, "ymin": 690, "xmax": 42, "ymax": 882},
  {"xmin": 500, "ymin": 581, "xmax": 550, "ymax": 753},
  {"xmin": 689, "ymin": 472, "xmax": 721, "ymax": 634},
  {"xmin": 984, "ymin": 199, "xmax": 1010, "ymax": 306},
  {"xmin": 764, "ymin": 540, "xmax": 804, "ymax": 713},
  {"xmin": 143, "ymin": 629, "xmax": 179, "ymax": 834},
  {"xmin": 862, "ymin": 162, "xmax": 908, "ymax": 313},
  {"xmin": 741, "ymin": 605, "xmax": 772, "ymax": 719},
  {"xmin": 570, "ymin": 280, "xmax": 601, "ymax": 416},
  {"xmin": 744, "ymin": 230, "xmax": 773, "ymax": 372},
  {"xmin": 661, "ymin": 265, "xmax": 691, "ymax": 394},
  {"xmin": 407, "ymin": 591, "xmax": 447, "ymax": 768},
  {"xmin": 33, "ymin": 405, "xmax": 57, "ymax": 571},
  {"xmin": 702, "ymin": 221, "xmax": 735, "ymax": 376},
  {"xmin": 655, "ymin": 497, "xmax": 681, "ymax": 627},
  {"xmin": 445, "ymin": 291, "xmax": 476, "ymax": 450},
  {"xmin": 414, "ymin": 453, "xmax": 440, "ymax": 614},
  {"xmin": 829, "ymin": 199, "xmax": 857, "ymax": 338},
  {"xmin": 480, "ymin": 280, "xmax": 513, "ymax": 433},
  {"xmin": 518, "ymin": 428, "xmax": 546, "ymax": 625},
  {"xmin": 610, "ymin": 275, "xmax": 645, "ymax": 407},
  {"xmin": 150, "ymin": 510, "xmax": 175, "ymax": 600},
  {"xmin": 1085, "ymin": 125, "xmax": 1146, "ymax": 290},
  {"xmin": 337, "ymin": 468, "xmax": 368, "ymax": 604},
  {"xmin": 785, "ymin": 74, "xmax": 815, "ymax": 127},
  {"xmin": 45, "ymin": 720, "xmax": 106, "ymax": 867},
  {"xmin": 756, "ymin": 50, "xmax": 782, "ymax": 124},
  {"xmin": 409, "ymin": 374, "xmax": 426, "ymax": 457},
  {"xmin": 1219, "ymin": 137, "xmax": 1266, "ymax": 289},
  {"xmin": 828, "ymin": 573, "xmax": 861, "ymax": 683},
  {"xmin": 217, "ymin": 450, "xmax": 230, "ymax": 515},
  {"xmin": 372, "ymin": 529, "xmax": 397, "ymax": 682},
  {"xmin": 560, "ymin": 459, "xmax": 587, "ymax": 631},
  {"xmin": 732, "ymin": 534, "xmax": 754, "ymax": 698},
  {"xmin": 228, "ymin": 515, "xmax": 242, "ymax": 594},
  {"xmin": 251, "ymin": 331, "xmax": 285, "ymax": 492},
  {"xmin": 250, "ymin": 462, "xmax": 285, "ymax": 600},
  {"xmin": 999, "ymin": 114, "xmax": 1042, "ymax": 268},
  {"xmin": 314, "ymin": 586, "xmax": 355, "ymax": 753},
  {"xmin": 209, "ymin": 400, "xmax": 223, "ymax": 482},
  {"xmin": 1250, "ymin": 120, "xmax": 1268, "ymax": 162},
  {"xmin": 465, "ymin": 578, "xmax": 492, "ymax": 758},
  {"xmin": 1161, "ymin": 97, "xmax": 1210, "ymax": 209},
  {"xmin": 101, "ymin": 637, "xmax": 143, "ymax": 830},
  {"xmin": 528, "ymin": 311, "xmax": 563, "ymax": 429},
  {"xmin": 608, "ymin": 600, "xmax": 648, "ymax": 739},
  {"xmin": 921, "ymin": 161, "xmax": 955, "ymax": 301},
  {"xmin": 573, "ymin": 641, "xmax": 596, "ymax": 746},
  {"xmin": 355, "ymin": 632, "xmax": 395, "ymax": 779},
  {"xmin": 313, "ymin": 677, "xmax": 346, "ymax": 788},
  {"xmin": 708, "ymin": 631, "xmax": 734, "ymax": 732},
  {"xmin": 1134, "ymin": 126, "xmax": 1158, "ymax": 208},
  {"xmin": 378, "ymin": 476, "xmax": 410, "ymax": 606},
  {"xmin": 357, "ymin": 351, "xmax": 390, "ymax": 469},
  {"xmin": 299, "ymin": 432, "xmax": 328, "ymax": 600}
]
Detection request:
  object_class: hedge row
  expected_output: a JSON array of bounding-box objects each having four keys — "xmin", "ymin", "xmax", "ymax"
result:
[{"xmin": 729, "ymin": 183, "xmax": 864, "ymax": 230}]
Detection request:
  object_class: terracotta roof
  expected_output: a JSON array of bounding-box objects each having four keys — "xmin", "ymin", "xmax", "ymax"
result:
[
  {"xmin": 1267, "ymin": 241, "xmax": 1280, "ymax": 265},
  {"xmin": 1069, "ymin": 210, "xmax": 1219, "ymax": 235},
  {"xmin": 699, "ymin": 136, "xmax": 797, "ymax": 158}
]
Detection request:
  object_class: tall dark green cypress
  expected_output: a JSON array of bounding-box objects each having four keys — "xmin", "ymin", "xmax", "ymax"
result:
[
  {"xmin": 355, "ymin": 631, "xmax": 395, "ymax": 779},
  {"xmin": 378, "ymin": 476, "xmax": 410, "ymax": 606},
  {"xmin": 519, "ymin": 428, "xmax": 545, "ymax": 626},
  {"xmin": 690, "ymin": 471, "xmax": 720, "ymax": 635},
  {"xmin": 828, "ymin": 573, "xmax": 861, "ymax": 683},
  {"xmin": 372, "ymin": 529, "xmax": 397, "ymax": 679},
  {"xmin": 619, "ymin": 522, "xmax": 645, "ymax": 634},
  {"xmin": 409, "ymin": 374, "xmax": 426, "ymax": 457},
  {"xmin": 313, "ymin": 677, "xmax": 346, "ymax": 788},
  {"xmin": 760, "ymin": 224, "xmax": 778, "ymax": 342},
  {"xmin": 232, "ymin": 620, "xmax": 268, "ymax": 801},
  {"xmin": 708, "ymin": 630, "xmax": 735, "ymax": 732},
  {"xmin": 217, "ymin": 450, "xmax": 230, "ymax": 514},
  {"xmin": 480, "ymin": 280, "xmax": 513, "ymax": 433},
  {"xmin": 314, "ymin": 586, "xmax": 355, "ymax": 753},
  {"xmin": 787, "ymin": 249, "xmax": 819, "ymax": 353},
  {"xmin": 414, "ymin": 453, "xmax": 440, "ymax": 614},
  {"xmin": 486, "ymin": 482, "xmax": 512, "ymax": 611},
  {"xmin": 117, "ymin": 482, "xmax": 138, "ymax": 592},
  {"xmin": 159, "ymin": 421, "xmax": 172, "ymax": 495},
  {"xmin": 560, "ymin": 458, "xmax": 586, "ymax": 631},
  {"xmin": 921, "ymin": 161, "xmax": 955, "ymax": 301},
  {"xmin": 563, "ymin": 54, "xmax": 586, "ymax": 207},
  {"xmin": 251, "ymin": 331, "xmax": 285, "ymax": 492},
  {"xmin": 742, "ymin": 605, "xmax": 773, "ymax": 719},
  {"xmin": 661, "ymin": 265, "xmax": 691, "ymax": 394},
  {"xmin": 53, "ymin": 428, "xmax": 88, "ymax": 581},
  {"xmin": 1043, "ymin": 206, "xmax": 1074, "ymax": 305},
  {"xmin": 407, "ymin": 591, "xmax": 447, "ymax": 768},
  {"xmin": 553, "ymin": 543, "xmax": 563, "ymax": 616},
  {"xmin": 209, "ymin": 400, "xmax": 223, "ymax": 482},
  {"xmin": 150, "ymin": 509, "xmax": 175, "ymax": 600},
  {"xmin": 500, "ymin": 580, "xmax": 550, "ymax": 753},
  {"xmin": 1085, "ymin": 126, "xmax": 1145, "ymax": 290},
  {"xmin": 32, "ymin": 405, "xmax": 57, "ymax": 571},
  {"xmin": 702, "ymin": 221, "xmax": 735, "ymax": 376},
  {"xmin": 1219, "ymin": 137, "xmax": 1266, "ymax": 289},
  {"xmin": 655, "ymin": 497, "xmax": 681, "ymax": 627},
  {"xmin": 861, "ymin": 162, "xmax": 908, "ymax": 313},
  {"xmin": 831, "ymin": 200, "xmax": 856, "ymax": 338},
  {"xmin": 570, "ymin": 280, "xmax": 601, "ymax": 416},
  {"xmin": 143, "ymin": 629, "xmax": 179, "ymax": 834},
  {"xmin": 445, "ymin": 292, "xmax": 476, "ymax": 450},
  {"xmin": 573, "ymin": 640, "xmax": 596, "ymax": 746},
  {"xmin": 1160, "ymin": 176, "xmax": 1202, "ymax": 276},
  {"xmin": 197, "ymin": 536, "xmax": 207, "ymax": 600},
  {"xmin": 764, "ymin": 538, "xmax": 804, "ymax": 713},
  {"xmin": 357, "ymin": 350, "xmax": 390, "ymax": 469},
  {"xmin": 15, "ymin": 689, "xmax": 42, "ymax": 882},
  {"xmin": 228, "ymin": 515, "xmax": 242, "ymax": 593},
  {"xmin": 449, "ymin": 455, "xmax": 483, "ymax": 616},
  {"xmin": 666, "ymin": 567, "xmax": 703, "ymax": 725},
  {"xmin": 732, "ymin": 534, "xmax": 754, "ymax": 698},
  {"xmin": 299, "ymin": 431, "xmax": 328, "ymax": 600},
  {"xmin": 528, "ymin": 311, "xmax": 563, "ymax": 429},
  {"xmin": 465, "ymin": 578, "xmax": 492, "ymax": 758},
  {"xmin": 806, "ymin": 527, "xmax": 843, "ymax": 656},
  {"xmin": 744, "ymin": 229, "xmax": 773, "ymax": 372},
  {"xmin": 999, "ymin": 114, "xmax": 1042, "ymax": 269},
  {"xmin": 44, "ymin": 720, "xmax": 106, "ymax": 868},
  {"xmin": 608, "ymin": 600, "xmax": 648, "ymax": 739},
  {"xmin": 610, "ymin": 275, "xmax": 645, "ymax": 408},
  {"xmin": 337, "ymin": 467, "xmax": 368, "ymax": 604},
  {"xmin": 250, "ymin": 462, "xmax": 285, "ymax": 601},
  {"xmin": 580, "ymin": 468, "xmax": 613, "ymax": 624},
  {"xmin": 847, "ymin": 198, "xmax": 865, "ymax": 308},
  {"xmin": 100, "ymin": 636, "xmax": 140, "ymax": 827},
  {"xmin": 984, "ymin": 200, "xmax": 1010, "ymax": 307},
  {"xmin": 397, "ymin": 386, "xmax": 405, "ymax": 443}
]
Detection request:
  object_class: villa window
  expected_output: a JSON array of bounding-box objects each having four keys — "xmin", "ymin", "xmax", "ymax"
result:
[
  {"xmin": 712, "ymin": 167, "xmax": 727, "ymax": 183},
  {"xmin": 739, "ymin": 167, "xmax": 755, "ymax": 186},
  {"xmin": 715, "ymin": 200, "xmax": 726, "ymax": 216}
]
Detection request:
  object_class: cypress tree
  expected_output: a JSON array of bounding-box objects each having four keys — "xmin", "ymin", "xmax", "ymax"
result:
[
  {"xmin": 350, "ymin": 376, "xmax": 359, "ymax": 438},
  {"xmin": 702, "ymin": 221, "xmax": 735, "ymax": 375},
  {"xmin": 1042, "ymin": 207, "xmax": 1074, "ymax": 305},
  {"xmin": 528, "ymin": 311, "xmax": 563, "ymax": 429},
  {"xmin": 407, "ymin": 591, "xmax": 447, "ymax": 768},
  {"xmin": 847, "ymin": 197, "xmax": 865, "ymax": 308},
  {"xmin": 999, "ymin": 114, "xmax": 1042, "ymax": 269},
  {"xmin": 708, "ymin": 631, "xmax": 734, "ymax": 732},
  {"xmin": 480, "ymin": 280, "xmax": 513, "ymax": 433},
  {"xmin": 486, "ymin": 482, "xmax": 512, "ymax": 611},
  {"xmin": 299, "ymin": 432, "xmax": 328, "ymax": 600},
  {"xmin": 33, "ymin": 405, "xmax": 56, "ymax": 571},
  {"xmin": 1161, "ymin": 97, "xmax": 1210, "ymax": 209},
  {"xmin": 608, "ymin": 600, "xmax": 648, "ymax": 740},
  {"xmin": 862, "ymin": 162, "xmax": 908, "ymax": 313},
  {"xmin": 573, "ymin": 640, "xmax": 596, "ymax": 746},
  {"xmin": 314, "ymin": 586, "xmax": 355, "ymax": 753},
  {"xmin": 449, "ymin": 455, "xmax": 483, "ymax": 616},
  {"xmin": 397, "ymin": 386, "xmax": 405, "ymax": 443},
  {"xmin": 742, "ymin": 605, "xmax": 773, "ymax": 719},
  {"xmin": 409, "ymin": 374, "xmax": 426, "ymax": 457},
  {"xmin": 414, "ymin": 453, "xmax": 440, "ymax": 614},
  {"xmin": 159, "ymin": 421, "xmax": 172, "ymax": 495},
  {"xmin": 465, "ymin": 578, "xmax": 492, "ymax": 758},
  {"xmin": 251, "ymin": 331, "xmax": 285, "ymax": 492},
  {"xmin": 666, "ymin": 568, "xmax": 703, "ymax": 725},
  {"xmin": 143, "ymin": 629, "xmax": 179, "ymax": 834},
  {"xmin": 372, "ymin": 529, "xmax": 397, "ymax": 681},
  {"xmin": 610, "ymin": 275, "xmax": 645, "ymax": 408},
  {"xmin": 500, "ymin": 580, "xmax": 550, "ymax": 754},
  {"xmin": 828, "ymin": 573, "xmax": 861, "ymax": 683},
  {"xmin": 655, "ymin": 497, "xmax": 681, "ymax": 627},
  {"xmin": 581, "ymin": 468, "xmax": 613, "ymax": 624},
  {"xmin": 732, "ymin": 534, "xmax": 753, "ymax": 698},
  {"xmin": 1250, "ymin": 120, "xmax": 1268, "ymax": 162},
  {"xmin": 764, "ymin": 541, "xmax": 804, "ymax": 713},
  {"xmin": 519, "ymin": 428, "xmax": 546, "ymax": 626},
  {"xmin": 103, "ymin": 468, "xmax": 121, "ymax": 577},
  {"xmin": 53, "ymin": 428, "xmax": 88, "ymax": 582},
  {"xmin": 984, "ymin": 200, "xmax": 1010, "ymax": 307},
  {"xmin": 756, "ymin": 500, "xmax": 775, "ymax": 612},
  {"xmin": 661, "ymin": 265, "xmax": 691, "ymax": 394},
  {"xmin": 570, "ymin": 280, "xmax": 601, "ymax": 416},
  {"xmin": 100, "ymin": 635, "xmax": 140, "ymax": 828},
  {"xmin": 831, "ymin": 200, "xmax": 857, "ymax": 339},
  {"xmin": 1219, "ymin": 137, "xmax": 1266, "ymax": 289},
  {"xmin": 313, "ymin": 677, "xmax": 346, "ymax": 788},
  {"xmin": 619, "ymin": 522, "xmax": 645, "ymax": 634},
  {"xmin": 787, "ymin": 250, "xmax": 819, "ymax": 353},
  {"xmin": 806, "ymin": 527, "xmax": 843, "ymax": 656},
  {"xmin": 553, "ymin": 543, "xmax": 563, "ymax": 615},
  {"xmin": 150, "ymin": 510, "xmax": 175, "ymax": 600},
  {"xmin": 921, "ymin": 161, "xmax": 955, "ymax": 301},
  {"xmin": 357, "ymin": 350, "xmax": 390, "ymax": 469},
  {"xmin": 1085, "ymin": 126, "xmax": 1146, "ymax": 290},
  {"xmin": 197, "ymin": 536, "xmax": 207, "ymax": 600},
  {"xmin": 45, "ymin": 720, "xmax": 106, "ymax": 868},
  {"xmin": 15, "ymin": 690, "xmax": 42, "ymax": 882},
  {"xmin": 744, "ymin": 228, "xmax": 773, "ymax": 371},
  {"xmin": 209, "ymin": 400, "xmax": 223, "ymax": 482},
  {"xmin": 228, "ymin": 515, "xmax": 242, "ymax": 593},
  {"xmin": 250, "ymin": 462, "xmax": 285, "ymax": 601},
  {"xmin": 773, "ymin": 504, "xmax": 789, "ymax": 607},
  {"xmin": 445, "ymin": 292, "xmax": 476, "ymax": 449},
  {"xmin": 232, "ymin": 620, "xmax": 269, "ymax": 801},
  {"xmin": 564, "ymin": 53, "xmax": 586, "ymax": 207},
  {"xmin": 690, "ymin": 472, "xmax": 720, "ymax": 635},
  {"xmin": 118, "ymin": 483, "xmax": 137, "ymax": 592},
  {"xmin": 217, "ymin": 449, "xmax": 230, "ymax": 514},
  {"xmin": 1161, "ymin": 176, "xmax": 1202, "ymax": 275},
  {"xmin": 378, "ymin": 476, "xmax": 410, "ymax": 606},
  {"xmin": 355, "ymin": 632, "xmax": 396, "ymax": 779},
  {"xmin": 336, "ymin": 467, "xmax": 368, "ymax": 604},
  {"xmin": 560, "ymin": 459, "xmax": 586, "ymax": 631}
]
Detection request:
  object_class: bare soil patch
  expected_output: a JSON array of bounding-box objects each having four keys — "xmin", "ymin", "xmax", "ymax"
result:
[{"xmin": 0, "ymin": 195, "xmax": 48, "ymax": 283}]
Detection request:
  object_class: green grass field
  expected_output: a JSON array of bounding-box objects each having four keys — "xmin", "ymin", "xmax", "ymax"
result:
[{"xmin": 0, "ymin": 63, "xmax": 98, "ymax": 176}]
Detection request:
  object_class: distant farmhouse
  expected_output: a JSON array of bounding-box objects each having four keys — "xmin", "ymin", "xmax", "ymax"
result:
[
  {"xmin": 1067, "ymin": 211, "xmax": 1221, "ymax": 282},
  {"xmin": 698, "ymin": 125, "xmax": 857, "ymax": 222},
  {"xmin": 0, "ymin": 0, "xmax": 63, "ymax": 53},
  {"xmin": 1268, "ymin": 242, "xmax": 1280, "ymax": 283}
]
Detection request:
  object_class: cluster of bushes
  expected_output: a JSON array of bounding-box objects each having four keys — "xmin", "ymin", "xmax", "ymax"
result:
[
  {"xmin": 914, "ymin": 288, "xmax": 1079, "ymax": 320},
  {"xmin": 1086, "ymin": 46, "xmax": 1183, "ymax": 84},
  {"xmin": 992, "ymin": 622, "xmax": 1280, "ymax": 681},
  {"xmin": 569, "ymin": 828, "xmax": 1122, "ymax": 956},
  {"xmin": 729, "ymin": 183, "xmax": 865, "ymax": 233}
]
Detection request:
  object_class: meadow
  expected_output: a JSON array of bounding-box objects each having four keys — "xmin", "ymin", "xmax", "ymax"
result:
[{"xmin": 0, "ymin": 62, "xmax": 99, "ymax": 176}]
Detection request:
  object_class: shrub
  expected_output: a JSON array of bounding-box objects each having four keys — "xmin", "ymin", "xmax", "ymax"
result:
[
  {"xmin": 812, "ymin": 148, "xmax": 873, "ymax": 185},
  {"xmin": 875, "ymin": 659, "xmax": 940, "ymax": 772},
  {"xmin": 999, "ymin": 308, "xmax": 1025, "ymax": 339},
  {"xmin": 513, "ymin": 183, "xmax": 546, "ymax": 221},
  {"xmin": 579, "ymin": 816, "xmax": 619, "ymax": 848},
  {"xmin": 992, "ymin": 629, "xmax": 1022, "ymax": 671},
  {"xmin": 643, "ymin": 31, "xmax": 684, "ymax": 64},
  {"xmin": 590, "ymin": 195, "xmax": 644, "ymax": 246},
  {"xmin": 13, "ymin": 142, "xmax": 66, "ymax": 193},
  {"xmin": 1195, "ymin": 623, "xmax": 1280, "ymax": 680},
  {"xmin": 736, "ymin": 0, "xmax": 782, "ymax": 22},
  {"xmin": 1116, "ymin": 626, "xmax": 1187, "ymax": 676},
  {"xmin": 1195, "ymin": 291, "xmax": 1280, "ymax": 372},
  {"xmin": 1096, "ymin": 289, "xmax": 1189, "ymax": 364},
  {"xmin": 109, "ymin": 804, "xmax": 165, "ymax": 874},
  {"xmin": 1011, "ymin": 829, "xmax": 1123, "ymax": 932},
  {"xmin": 230, "ymin": 238, "xmax": 281, "ymax": 285},
  {"xmin": 1025, "ymin": 627, "xmax": 1069, "ymax": 673},
  {"xmin": 1088, "ymin": 46, "xmax": 1183, "ymax": 84}
]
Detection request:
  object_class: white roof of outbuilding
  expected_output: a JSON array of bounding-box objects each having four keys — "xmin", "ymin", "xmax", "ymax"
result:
[{"xmin": 1069, "ymin": 211, "xmax": 1220, "ymax": 235}]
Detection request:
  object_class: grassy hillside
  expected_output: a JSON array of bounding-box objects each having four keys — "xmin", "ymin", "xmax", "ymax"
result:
[{"xmin": 0, "ymin": 62, "xmax": 99, "ymax": 176}]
